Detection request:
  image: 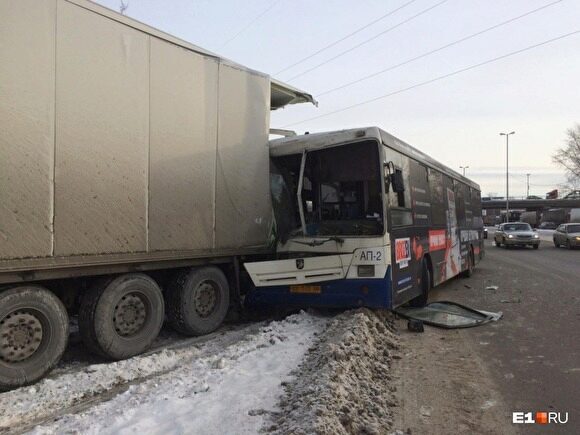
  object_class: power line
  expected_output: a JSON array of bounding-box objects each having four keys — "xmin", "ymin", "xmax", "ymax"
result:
[
  {"xmin": 282, "ymin": 29, "xmax": 580, "ymax": 127},
  {"xmin": 286, "ymin": 0, "xmax": 449, "ymax": 81},
  {"xmin": 317, "ymin": 0, "xmax": 563, "ymax": 97},
  {"xmin": 275, "ymin": 0, "xmax": 419, "ymax": 75},
  {"xmin": 219, "ymin": 0, "xmax": 282, "ymax": 49}
]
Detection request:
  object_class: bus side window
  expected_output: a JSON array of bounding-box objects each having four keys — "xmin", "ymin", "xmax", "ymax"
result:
[
  {"xmin": 455, "ymin": 181, "xmax": 466, "ymax": 227},
  {"xmin": 429, "ymin": 169, "xmax": 446, "ymax": 226}
]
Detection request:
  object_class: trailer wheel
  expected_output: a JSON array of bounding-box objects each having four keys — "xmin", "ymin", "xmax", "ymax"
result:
[
  {"xmin": 166, "ymin": 267, "xmax": 230, "ymax": 336},
  {"xmin": 409, "ymin": 259, "xmax": 430, "ymax": 308},
  {"xmin": 79, "ymin": 274, "xmax": 164, "ymax": 360},
  {"xmin": 0, "ymin": 286, "xmax": 68, "ymax": 390}
]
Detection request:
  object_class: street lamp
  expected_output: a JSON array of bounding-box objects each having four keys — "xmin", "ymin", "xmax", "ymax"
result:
[
  {"xmin": 459, "ymin": 166, "xmax": 469, "ymax": 176},
  {"xmin": 526, "ymin": 173, "xmax": 531, "ymax": 198},
  {"xmin": 500, "ymin": 131, "xmax": 515, "ymax": 222}
]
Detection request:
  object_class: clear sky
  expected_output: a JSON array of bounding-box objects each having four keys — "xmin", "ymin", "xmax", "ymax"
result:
[{"xmin": 94, "ymin": 0, "xmax": 580, "ymax": 197}]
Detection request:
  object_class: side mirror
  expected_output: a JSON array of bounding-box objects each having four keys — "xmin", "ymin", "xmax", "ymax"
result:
[{"xmin": 391, "ymin": 171, "xmax": 405, "ymax": 193}]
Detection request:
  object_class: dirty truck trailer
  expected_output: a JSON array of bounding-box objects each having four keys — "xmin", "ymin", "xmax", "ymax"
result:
[{"xmin": 0, "ymin": 0, "xmax": 314, "ymax": 389}]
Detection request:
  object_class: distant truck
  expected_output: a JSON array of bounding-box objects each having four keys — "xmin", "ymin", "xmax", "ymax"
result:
[
  {"xmin": 541, "ymin": 208, "xmax": 568, "ymax": 226},
  {"xmin": 570, "ymin": 208, "xmax": 580, "ymax": 223},
  {"xmin": 520, "ymin": 210, "xmax": 540, "ymax": 227},
  {"xmin": 0, "ymin": 0, "xmax": 314, "ymax": 389}
]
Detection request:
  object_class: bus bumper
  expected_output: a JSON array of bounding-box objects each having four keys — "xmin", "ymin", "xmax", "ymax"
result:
[{"xmin": 245, "ymin": 266, "xmax": 392, "ymax": 309}]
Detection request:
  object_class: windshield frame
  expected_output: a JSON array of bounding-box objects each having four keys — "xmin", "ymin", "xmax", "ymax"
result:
[{"xmin": 293, "ymin": 138, "xmax": 386, "ymax": 239}]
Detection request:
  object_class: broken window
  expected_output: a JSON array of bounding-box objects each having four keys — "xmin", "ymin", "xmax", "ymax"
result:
[
  {"xmin": 383, "ymin": 146, "xmax": 412, "ymax": 227},
  {"xmin": 271, "ymin": 140, "xmax": 384, "ymax": 238}
]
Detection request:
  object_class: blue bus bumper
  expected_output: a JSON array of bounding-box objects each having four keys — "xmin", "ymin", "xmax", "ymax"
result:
[{"xmin": 245, "ymin": 266, "xmax": 392, "ymax": 309}]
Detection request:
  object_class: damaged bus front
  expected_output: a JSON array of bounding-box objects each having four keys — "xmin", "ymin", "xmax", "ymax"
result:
[{"xmin": 244, "ymin": 127, "xmax": 484, "ymax": 309}]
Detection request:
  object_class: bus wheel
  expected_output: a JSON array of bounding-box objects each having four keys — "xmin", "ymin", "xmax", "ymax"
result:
[
  {"xmin": 0, "ymin": 286, "xmax": 69, "ymax": 390},
  {"xmin": 166, "ymin": 267, "xmax": 230, "ymax": 336},
  {"xmin": 461, "ymin": 248, "xmax": 474, "ymax": 278},
  {"xmin": 409, "ymin": 259, "xmax": 431, "ymax": 308},
  {"xmin": 79, "ymin": 274, "xmax": 164, "ymax": 360}
]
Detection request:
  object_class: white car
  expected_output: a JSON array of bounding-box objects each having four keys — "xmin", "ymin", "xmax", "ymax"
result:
[
  {"xmin": 494, "ymin": 223, "xmax": 540, "ymax": 249},
  {"xmin": 553, "ymin": 223, "xmax": 580, "ymax": 249}
]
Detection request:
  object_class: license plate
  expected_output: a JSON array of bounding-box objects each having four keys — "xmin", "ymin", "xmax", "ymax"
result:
[{"xmin": 290, "ymin": 285, "xmax": 321, "ymax": 294}]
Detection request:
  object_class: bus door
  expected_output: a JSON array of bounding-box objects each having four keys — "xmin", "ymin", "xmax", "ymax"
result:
[{"xmin": 383, "ymin": 150, "xmax": 422, "ymax": 307}]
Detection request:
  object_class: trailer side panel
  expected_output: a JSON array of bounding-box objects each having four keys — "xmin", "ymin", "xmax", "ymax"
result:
[
  {"xmin": 149, "ymin": 38, "xmax": 219, "ymax": 251},
  {"xmin": 0, "ymin": 0, "xmax": 56, "ymax": 259},
  {"xmin": 55, "ymin": 0, "xmax": 150, "ymax": 255},
  {"xmin": 215, "ymin": 64, "xmax": 271, "ymax": 249}
]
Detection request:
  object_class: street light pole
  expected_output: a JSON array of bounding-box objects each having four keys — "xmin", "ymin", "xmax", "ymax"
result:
[
  {"xmin": 500, "ymin": 131, "xmax": 515, "ymax": 222},
  {"xmin": 526, "ymin": 173, "xmax": 531, "ymax": 198},
  {"xmin": 459, "ymin": 165, "xmax": 469, "ymax": 176}
]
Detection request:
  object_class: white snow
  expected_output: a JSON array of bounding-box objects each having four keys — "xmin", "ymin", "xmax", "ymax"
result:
[
  {"xmin": 1, "ymin": 324, "xmax": 262, "ymax": 431},
  {"xmin": 26, "ymin": 311, "xmax": 326, "ymax": 435},
  {"xmin": 536, "ymin": 229, "xmax": 555, "ymax": 242}
]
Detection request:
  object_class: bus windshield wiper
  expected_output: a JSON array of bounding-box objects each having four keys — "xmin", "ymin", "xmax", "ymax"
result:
[{"xmin": 290, "ymin": 236, "xmax": 345, "ymax": 247}]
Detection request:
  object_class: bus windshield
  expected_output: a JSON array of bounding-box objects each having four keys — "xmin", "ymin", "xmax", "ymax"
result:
[{"xmin": 271, "ymin": 140, "xmax": 384, "ymax": 239}]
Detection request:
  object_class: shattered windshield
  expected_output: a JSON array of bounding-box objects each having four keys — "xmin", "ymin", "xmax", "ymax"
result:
[{"xmin": 271, "ymin": 140, "xmax": 384, "ymax": 238}]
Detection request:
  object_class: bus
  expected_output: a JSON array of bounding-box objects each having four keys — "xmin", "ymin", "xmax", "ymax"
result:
[{"xmin": 244, "ymin": 127, "xmax": 485, "ymax": 309}]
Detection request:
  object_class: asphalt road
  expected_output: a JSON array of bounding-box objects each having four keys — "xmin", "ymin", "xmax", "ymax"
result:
[{"xmin": 429, "ymin": 231, "xmax": 580, "ymax": 433}]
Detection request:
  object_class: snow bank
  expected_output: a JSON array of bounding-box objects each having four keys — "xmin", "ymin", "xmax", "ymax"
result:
[
  {"xmin": 267, "ymin": 309, "xmax": 400, "ymax": 435},
  {"xmin": 28, "ymin": 311, "xmax": 327, "ymax": 435}
]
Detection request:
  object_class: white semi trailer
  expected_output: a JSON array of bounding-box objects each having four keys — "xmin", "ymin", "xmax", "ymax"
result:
[{"xmin": 0, "ymin": 0, "xmax": 314, "ymax": 389}]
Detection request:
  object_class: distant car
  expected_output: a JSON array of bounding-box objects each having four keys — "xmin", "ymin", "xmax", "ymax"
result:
[
  {"xmin": 483, "ymin": 228, "xmax": 488, "ymax": 239},
  {"xmin": 538, "ymin": 221, "xmax": 557, "ymax": 230},
  {"xmin": 494, "ymin": 223, "xmax": 540, "ymax": 249},
  {"xmin": 563, "ymin": 190, "xmax": 580, "ymax": 200},
  {"xmin": 526, "ymin": 195, "xmax": 542, "ymax": 200},
  {"xmin": 553, "ymin": 223, "xmax": 580, "ymax": 249}
]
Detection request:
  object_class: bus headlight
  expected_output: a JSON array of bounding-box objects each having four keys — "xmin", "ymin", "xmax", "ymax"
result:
[{"xmin": 358, "ymin": 265, "xmax": 375, "ymax": 277}]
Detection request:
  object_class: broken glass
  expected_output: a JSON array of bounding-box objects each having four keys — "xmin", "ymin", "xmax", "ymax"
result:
[{"xmin": 395, "ymin": 301, "xmax": 502, "ymax": 329}]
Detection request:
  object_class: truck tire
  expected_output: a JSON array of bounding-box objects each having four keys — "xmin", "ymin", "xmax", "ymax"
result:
[
  {"xmin": 0, "ymin": 286, "xmax": 69, "ymax": 390},
  {"xmin": 166, "ymin": 267, "xmax": 230, "ymax": 336},
  {"xmin": 79, "ymin": 274, "xmax": 164, "ymax": 360},
  {"xmin": 409, "ymin": 259, "xmax": 430, "ymax": 308}
]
